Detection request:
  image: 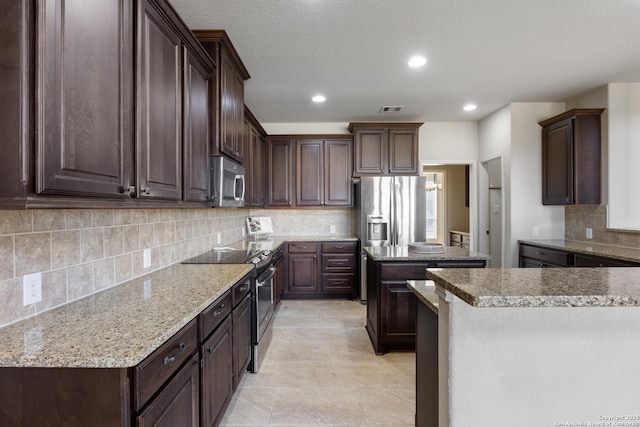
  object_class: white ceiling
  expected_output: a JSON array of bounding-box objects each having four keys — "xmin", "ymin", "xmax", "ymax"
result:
[{"xmin": 169, "ymin": 0, "xmax": 640, "ymax": 123}]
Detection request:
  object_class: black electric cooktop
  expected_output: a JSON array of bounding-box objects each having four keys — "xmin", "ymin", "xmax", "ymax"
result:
[{"xmin": 181, "ymin": 249, "xmax": 255, "ymax": 265}]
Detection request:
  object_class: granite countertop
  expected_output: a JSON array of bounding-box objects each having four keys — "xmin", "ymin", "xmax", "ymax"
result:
[
  {"xmin": 519, "ymin": 239, "xmax": 640, "ymax": 263},
  {"xmin": 364, "ymin": 245, "xmax": 490, "ymax": 262},
  {"xmin": 427, "ymin": 267, "xmax": 640, "ymax": 308},
  {"xmin": 406, "ymin": 280, "xmax": 439, "ymax": 314},
  {"xmin": 0, "ymin": 263, "xmax": 254, "ymax": 368}
]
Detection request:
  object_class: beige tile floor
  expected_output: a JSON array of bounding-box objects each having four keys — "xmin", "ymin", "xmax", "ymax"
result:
[{"xmin": 220, "ymin": 299, "xmax": 416, "ymax": 426}]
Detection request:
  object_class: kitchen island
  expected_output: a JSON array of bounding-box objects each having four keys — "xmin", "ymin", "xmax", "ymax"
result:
[
  {"xmin": 364, "ymin": 246, "xmax": 489, "ymax": 354},
  {"xmin": 414, "ymin": 267, "xmax": 640, "ymax": 427}
]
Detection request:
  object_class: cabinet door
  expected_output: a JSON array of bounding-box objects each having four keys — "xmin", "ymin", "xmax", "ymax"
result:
[
  {"xmin": 137, "ymin": 353, "xmax": 200, "ymax": 427},
  {"xmin": 137, "ymin": 0, "xmax": 182, "ymax": 200},
  {"xmin": 219, "ymin": 49, "xmax": 236, "ymax": 160},
  {"xmin": 233, "ymin": 72, "xmax": 246, "ymax": 163},
  {"xmin": 201, "ymin": 315, "xmax": 233, "ymax": 427},
  {"xmin": 251, "ymin": 130, "xmax": 266, "ymax": 206},
  {"xmin": 542, "ymin": 117, "xmax": 574, "ymax": 205},
  {"xmin": 388, "ymin": 129, "xmax": 418, "ymax": 175},
  {"xmin": 380, "ymin": 282, "xmax": 417, "ymax": 342},
  {"xmin": 324, "ymin": 140, "xmax": 353, "ymax": 206},
  {"xmin": 287, "ymin": 254, "xmax": 318, "ymax": 293},
  {"xmin": 354, "ymin": 129, "xmax": 386, "ymax": 175},
  {"xmin": 267, "ymin": 140, "xmax": 294, "ymax": 206},
  {"xmin": 295, "ymin": 140, "xmax": 324, "ymax": 206},
  {"xmin": 36, "ymin": 0, "xmax": 133, "ymax": 197},
  {"xmin": 232, "ymin": 295, "xmax": 252, "ymax": 390},
  {"xmin": 183, "ymin": 48, "xmax": 211, "ymax": 202}
]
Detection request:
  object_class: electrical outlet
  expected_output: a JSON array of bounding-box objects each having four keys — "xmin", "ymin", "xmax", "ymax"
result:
[
  {"xmin": 330, "ymin": 225, "xmax": 336, "ymax": 234},
  {"xmin": 143, "ymin": 248, "xmax": 151, "ymax": 268},
  {"xmin": 532, "ymin": 226, "xmax": 539, "ymax": 237},
  {"xmin": 586, "ymin": 228, "xmax": 593, "ymax": 239},
  {"xmin": 242, "ymin": 228, "xmax": 246, "ymax": 237},
  {"xmin": 144, "ymin": 279, "xmax": 152, "ymax": 300},
  {"xmin": 23, "ymin": 272, "xmax": 42, "ymax": 306},
  {"xmin": 216, "ymin": 232, "xmax": 222, "ymax": 244}
]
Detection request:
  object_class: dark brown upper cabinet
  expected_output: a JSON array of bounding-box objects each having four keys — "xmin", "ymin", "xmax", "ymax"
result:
[
  {"xmin": 183, "ymin": 47, "xmax": 213, "ymax": 202},
  {"xmin": 35, "ymin": 0, "xmax": 134, "ymax": 198},
  {"xmin": 349, "ymin": 122, "xmax": 423, "ymax": 176},
  {"xmin": 193, "ymin": 30, "xmax": 250, "ymax": 165},
  {"xmin": 244, "ymin": 107, "xmax": 267, "ymax": 207},
  {"xmin": 295, "ymin": 138, "xmax": 353, "ymax": 207},
  {"xmin": 1, "ymin": 0, "xmax": 214, "ymax": 208},
  {"xmin": 538, "ymin": 109, "xmax": 604, "ymax": 205},
  {"xmin": 266, "ymin": 138, "xmax": 295, "ymax": 207},
  {"xmin": 137, "ymin": 0, "xmax": 183, "ymax": 200}
]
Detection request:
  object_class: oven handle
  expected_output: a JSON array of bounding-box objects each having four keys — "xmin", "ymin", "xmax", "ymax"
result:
[{"xmin": 256, "ymin": 266, "xmax": 276, "ymax": 287}]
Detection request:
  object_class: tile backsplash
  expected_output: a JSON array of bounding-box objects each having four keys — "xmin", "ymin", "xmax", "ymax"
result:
[
  {"xmin": 565, "ymin": 205, "xmax": 640, "ymax": 247},
  {"xmin": 0, "ymin": 207, "xmax": 353, "ymax": 328}
]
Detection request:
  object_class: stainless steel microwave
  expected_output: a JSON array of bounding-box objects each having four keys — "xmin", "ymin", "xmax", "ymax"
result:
[{"xmin": 210, "ymin": 156, "xmax": 245, "ymax": 207}]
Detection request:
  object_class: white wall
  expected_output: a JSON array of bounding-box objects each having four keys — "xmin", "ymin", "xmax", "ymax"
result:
[
  {"xmin": 418, "ymin": 122, "xmax": 478, "ymax": 163},
  {"xmin": 606, "ymin": 83, "xmax": 640, "ymax": 229},
  {"xmin": 478, "ymin": 103, "xmax": 565, "ymax": 267},
  {"xmin": 509, "ymin": 103, "xmax": 565, "ymax": 264}
]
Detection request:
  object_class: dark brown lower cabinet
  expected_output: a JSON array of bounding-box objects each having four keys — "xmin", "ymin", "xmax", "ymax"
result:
[
  {"xmin": 366, "ymin": 259, "xmax": 485, "ymax": 354},
  {"xmin": 232, "ymin": 294, "xmax": 252, "ymax": 390},
  {"xmin": 519, "ymin": 242, "xmax": 640, "ymax": 268},
  {"xmin": 284, "ymin": 241, "xmax": 358, "ymax": 299},
  {"xmin": 415, "ymin": 301, "xmax": 438, "ymax": 427},
  {"xmin": 201, "ymin": 314, "xmax": 233, "ymax": 427},
  {"xmin": 137, "ymin": 353, "xmax": 200, "ymax": 427}
]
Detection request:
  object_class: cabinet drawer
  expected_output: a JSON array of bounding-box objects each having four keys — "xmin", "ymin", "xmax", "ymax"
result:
[
  {"xmin": 232, "ymin": 276, "xmax": 252, "ymax": 308},
  {"xmin": 199, "ymin": 291, "xmax": 232, "ymax": 341},
  {"xmin": 288, "ymin": 242, "xmax": 318, "ymax": 253},
  {"xmin": 135, "ymin": 319, "xmax": 198, "ymax": 411},
  {"xmin": 321, "ymin": 274, "xmax": 355, "ymax": 292},
  {"xmin": 321, "ymin": 241, "xmax": 357, "ymax": 253},
  {"xmin": 449, "ymin": 232, "xmax": 462, "ymax": 243},
  {"xmin": 519, "ymin": 244, "xmax": 572, "ymax": 267},
  {"xmin": 462, "ymin": 235, "xmax": 470, "ymax": 245},
  {"xmin": 574, "ymin": 254, "xmax": 640, "ymax": 267},
  {"xmin": 321, "ymin": 254, "xmax": 356, "ymax": 272},
  {"xmin": 380, "ymin": 263, "xmax": 430, "ymax": 280}
]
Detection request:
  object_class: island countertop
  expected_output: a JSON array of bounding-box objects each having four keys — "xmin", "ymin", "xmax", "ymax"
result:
[
  {"xmin": 406, "ymin": 280, "xmax": 439, "ymax": 314},
  {"xmin": 364, "ymin": 245, "xmax": 490, "ymax": 262},
  {"xmin": 0, "ymin": 263, "xmax": 254, "ymax": 368},
  {"xmin": 427, "ymin": 267, "xmax": 640, "ymax": 308}
]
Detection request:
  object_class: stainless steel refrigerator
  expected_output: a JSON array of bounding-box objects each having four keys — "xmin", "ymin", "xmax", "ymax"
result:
[{"xmin": 354, "ymin": 176, "xmax": 428, "ymax": 302}]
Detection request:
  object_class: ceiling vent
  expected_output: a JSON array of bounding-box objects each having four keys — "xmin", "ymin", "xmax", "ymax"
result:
[{"xmin": 379, "ymin": 106, "xmax": 403, "ymax": 113}]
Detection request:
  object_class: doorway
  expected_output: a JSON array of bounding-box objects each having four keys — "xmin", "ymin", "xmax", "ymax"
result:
[{"xmin": 481, "ymin": 157, "xmax": 503, "ymax": 268}]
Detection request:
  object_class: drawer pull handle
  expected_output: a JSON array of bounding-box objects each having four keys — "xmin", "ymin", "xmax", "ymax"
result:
[
  {"xmin": 331, "ymin": 262, "xmax": 346, "ymax": 266},
  {"xmin": 333, "ymin": 245, "xmax": 345, "ymax": 249},
  {"xmin": 332, "ymin": 280, "xmax": 346, "ymax": 285},
  {"xmin": 536, "ymin": 251, "xmax": 548, "ymax": 256},
  {"xmin": 213, "ymin": 304, "xmax": 226, "ymax": 317},
  {"xmin": 299, "ymin": 246, "xmax": 308, "ymax": 249},
  {"xmin": 239, "ymin": 284, "xmax": 250, "ymax": 292},
  {"xmin": 163, "ymin": 343, "xmax": 186, "ymax": 365}
]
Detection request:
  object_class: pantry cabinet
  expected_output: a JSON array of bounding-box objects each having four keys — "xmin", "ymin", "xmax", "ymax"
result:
[
  {"xmin": 0, "ymin": 0, "xmax": 215, "ymax": 207},
  {"xmin": 539, "ymin": 109, "xmax": 604, "ymax": 205},
  {"xmin": 349, "ymin": 122, "xmax": 423, "ymax": 176}
]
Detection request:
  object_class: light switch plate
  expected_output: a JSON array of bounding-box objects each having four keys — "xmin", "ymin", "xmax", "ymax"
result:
[
  {"xmin": 532, "ymin": 226, "xmax": 539, "ymax": 237},
  {"xmin": 330, "ymin": 225, "xmax": 336, "ymax": 234},
  {"xmin": 23, "ymin": 272, "xmax": 42, "ymax": 306},
  {"xmin": 586, "ymin": 228, "xmax": 593, "ymax": 239}
]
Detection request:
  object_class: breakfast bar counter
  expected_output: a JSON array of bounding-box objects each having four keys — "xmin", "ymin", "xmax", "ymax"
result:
[{"xmin": 420, "ymin": 267, "xmax": 640, "ymax": 427}]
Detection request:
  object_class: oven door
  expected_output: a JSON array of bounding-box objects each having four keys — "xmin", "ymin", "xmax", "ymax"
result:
[
  {"xmin": 256, "ymin": 265, "xmax": 275, "ymax": 338},
  {"xmin": 252, "ymin": 264, "xmax": 275, "ymax": 372}
]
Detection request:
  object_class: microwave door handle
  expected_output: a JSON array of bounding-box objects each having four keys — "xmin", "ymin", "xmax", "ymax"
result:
[{"xmin": 234, "ymin": 175, "xmax": 245, "ymax": 201}]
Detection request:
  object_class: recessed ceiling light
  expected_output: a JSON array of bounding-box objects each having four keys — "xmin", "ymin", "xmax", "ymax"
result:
[
  {"xmin": 408, "ymin": 56, "xmax": 427, "ymax": 68},
  {"xmin": 312, "ymin": 95, "xmax": 326, "ymax": 103},
  {"xmin": 463, "ymin": 104, "xmax": 477, "ymax": 111}
]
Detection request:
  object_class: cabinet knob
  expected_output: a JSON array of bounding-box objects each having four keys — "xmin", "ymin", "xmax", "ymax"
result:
[
  {"xmin": 120, "ymin": 185, "xmax": 136, "ymax": 197},
  {"xmin": 141, "ymin": 188, "xmax": 150, "ymax": 195}
]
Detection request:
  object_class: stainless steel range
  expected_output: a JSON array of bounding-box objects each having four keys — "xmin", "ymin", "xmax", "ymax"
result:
[{"xmin": 182, "ymin": 243, "xmax": 280, "ymax": 373}]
